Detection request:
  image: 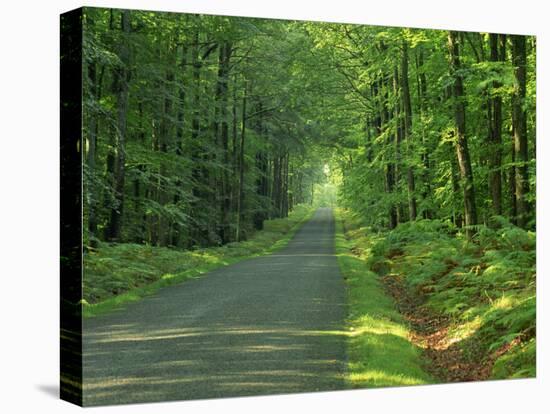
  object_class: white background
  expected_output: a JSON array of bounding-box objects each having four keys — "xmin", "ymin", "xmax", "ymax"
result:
[{"xmin": 0, "ymin": 0, "xmax": 547, "ymax": 412}]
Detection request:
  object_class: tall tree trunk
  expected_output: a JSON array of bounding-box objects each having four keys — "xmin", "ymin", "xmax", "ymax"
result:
[
  {"xmin": 288, "ymin": 161, "xmax": 294, "ymax": 211},
  {"xmin": 509, "ymin": 131, "xmax": 517, "ymax": 224},
  {"xmin": 272, "ymin": 154, "xmax": 282, "ymax": 218},
  {"xmin": 282, "ymin": 153, "xmax": 289, "ymax": 217},
  {"xmin": 215, "ymin": 41, "xmax": 232, "ymax": 243},
  {"xmin": 297, "ymin": 170, "xmax": 303, "ymax": 204},
  {"xmin": 415, "ymin": 47, "xmax": 432, "ymax": 219},
  {"xmin": 394, "ymin": 66, "xmax": 407, "ymax": 223},
  {"xmin": 511, "ymin": 35, "xmax": 530, "ymax": 228},
  {"xmin": 488, "ymin": 33, "xmax": 504, "ymax": 217},
  {"xmin": 236, "ymin": 81, "xmax": 247, "ymax": 242},
  {"xmin": 105, "ymin": 10, "xmax": 131, "ymax": 241},
  {"xmin": 85, "ymin": 21, "xmax": 104, "ymax": 241},
  {"xmin": 175, "ymin": 45, "xmax": 187, "ymax": 156},
  {"xmin": 171, "ymin": 44, "xmax": 188, "ymax": 247},
  {"xmin": 449, "ymin": 141, "xmax": 463, "ymax": 227},
  {"xmin": 392, "ymin": 69, "xmax": 405, "ymax": 224},
  {"xmin": 134, "ymin": 100, "xmax": 146, "ymax": 243},
  {"xmin": 189, "ymin": 32, "xmax": 205, "ymax": 246},
  {"xmin": 528, "ymin": 38, "xmax": 536, "ymax": 162},
  {"xmin": 159, "ymin": 44, "xmax": 176, "ymax": 246},
  {"xmin": 401, "ymin": 40, "xmax": 417, "ymax": 220},
  {"xmin": 376, "ymin": 76, "xmax": 397, "ymax": 229},
  {"xmin": 231, "ymin": 74, "xmax": 239, "ymax": 218},
  {"xmin": 447, "ymin": 31, "xmax": 477, "ymax": 236},
  {"xmin": 254, "ymin": 108, "xmax": 269, "ymax": 230},
  {"xmin": 254, "ymin": 150, "xmax": 268, "ymax": 229},
  {"xmin": 365, "ymin": 115, "xmax": 374, "ymax": 163}
]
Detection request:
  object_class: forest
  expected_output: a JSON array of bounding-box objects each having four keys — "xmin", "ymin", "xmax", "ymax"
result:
[{"xmin": 81, "ymin": 7, "xmax": 536, "ymax": 385}]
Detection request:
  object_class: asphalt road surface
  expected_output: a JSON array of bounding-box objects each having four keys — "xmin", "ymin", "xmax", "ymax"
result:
[{"xmin": 82, "ymin": 207, "xmax": 347, "ymax": 406}]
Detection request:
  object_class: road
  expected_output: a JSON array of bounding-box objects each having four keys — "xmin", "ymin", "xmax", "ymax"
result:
[{"xmin": 82, "ymin": 207, "xmax": 347, "ymax": 406}]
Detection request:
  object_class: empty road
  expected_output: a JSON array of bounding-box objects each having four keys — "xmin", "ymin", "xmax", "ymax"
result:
[{"xmin": 83, "ymin": 207, "xmax": 347, "ymax": 406}]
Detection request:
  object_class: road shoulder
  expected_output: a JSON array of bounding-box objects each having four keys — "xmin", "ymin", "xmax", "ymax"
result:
[{"xmin": 334, "ymin": 208, "xmax": 434, "ymax": 388}]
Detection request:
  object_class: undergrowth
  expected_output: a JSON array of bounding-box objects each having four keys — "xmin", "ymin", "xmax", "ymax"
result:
[
  {"xmin": 83, "ymin": 205, "xmax": 313, "ymax": 317},
  {"xmin": 339, "ymin": 209, "xmax": 536, "ymax": 381}
]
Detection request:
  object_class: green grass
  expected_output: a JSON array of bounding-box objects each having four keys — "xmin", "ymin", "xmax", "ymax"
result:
[
  {"xmin": 347, "ymin": 211, "xmax": 536, "ymax": 380},
  {"xmin": 334, "ymin": 209, "xmax": 434, "ymax": 388},
  {"xmin": 83, "ymin": 205, "xmax": 314, "ymax": 318}
]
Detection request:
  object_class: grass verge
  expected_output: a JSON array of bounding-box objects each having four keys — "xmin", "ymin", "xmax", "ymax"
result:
[
  {"xmin": 340, "ymin": 208, "xmax": 536, "ymax": 381},
  {"xmin": 83, "ymin": 205, "xmax": 314, "ymax": 318},
  {"xmin": 334, "ymin": 208, "xmax": 434, "ymax": 388}
]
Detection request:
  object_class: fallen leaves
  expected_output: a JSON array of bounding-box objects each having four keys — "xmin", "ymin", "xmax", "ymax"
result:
[{"xmin": 380, "ymin": 273, "xmax": 520, "ymax": 383}]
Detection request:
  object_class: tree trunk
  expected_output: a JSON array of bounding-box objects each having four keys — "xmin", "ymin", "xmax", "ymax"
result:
[
  {"xmin": 189, "ymin": 32, "xmax": 205, "ymax": 246},
  {"xmin": 253, "ymin": 109, "xmax": 268, "ymax": 230},
  {"xmin": 509, "ymin": 131, "xmax": 517, "ymax": 224},
  {"xmin": 216, "ymin": 41, "xmax": 232, "ymax": 243},
  {"xmin": 511, "ymin": 35, "xmax": 530, "ymax": 228},
  {"xmin": 392, "ymin": 69, "xmax": 405, "ymax": 224},
  {"xmin": 236, "ymin": 81, "xmax": 247, "ymax": 242},
  {"xmin": 401, "ymin": 40, "xmax": 417, "ymax": 220},
  {"xmin": 231, "ymin": 74, "xmax": 239, "ymax": 218},
  {"xmin": 488, "ymin": 33, "xmax": 504, "ymax": 217},
  {"xmin": 175, "ymin": 45, "xmax": 187, "ymax": 156},
  {"xmin": 85, "ymin": 27, "xmax": 104, "ymax": 240},
  {"xmin": 254, "ymin": 150, "xmax": 268, "ymax": 229},
  {"xmin": 375, "ymin": 75, "xmax": 397, "ymax": 229},
  {"xmin": 447, "ymin": 31, "xmax": 477, "ymax": 236},
  {"xmin": 134, "ymin": 100, "xmax": 146, "ymax": 243},
  {"xmin": 105, "ymin": 10, "xmax": 131, "ymax": 241},
  {"xmin": 415, "ymin": 47, "xmax": 432, "ymax": 219},
  {"xmin": 171, "ymin": 44, "xmax": 188, "ymax": 247},
  {"xmin": 282, "ymin": 153, "xmax": 289, "ymax": 217},
  {"xmin": 273, "ymin": 154, "xmax": 283, "ymax": 217},
  {"xmin": 159, "ymin": 44, "xmax": 175, "ymax": 246}
]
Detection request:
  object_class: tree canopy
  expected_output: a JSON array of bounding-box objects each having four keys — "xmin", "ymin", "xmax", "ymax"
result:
[{"xmin": 82, "ymin": 8, "xmax": 536, "ymax": 248}]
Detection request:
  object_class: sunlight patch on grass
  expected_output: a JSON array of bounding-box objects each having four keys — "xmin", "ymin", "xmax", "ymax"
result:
[
  {"xmin": 492, "ymin": 294, "xmax": 517, "ymax": 310},
  {"xmin": 446, "ymin": 316, "xmax": 482, "ymax": 346},
  {"xmin": 348, "ymin": 315, "xmax": 409, "ymax": 339},
  {"xmin": 349, "ymin": 370, "xmax": 427, "ymax": 387},
  {"xmin": 334, "ymin": 209, "xmax": 433, "ymax": 389}
]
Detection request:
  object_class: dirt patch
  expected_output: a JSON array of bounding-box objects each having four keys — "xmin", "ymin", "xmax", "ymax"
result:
[{"xmin": 380, "ymin": 274, "xmax": 517, "ymax": 383}]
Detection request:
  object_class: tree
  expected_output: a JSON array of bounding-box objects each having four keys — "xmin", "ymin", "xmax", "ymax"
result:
[
  {"xmin": 400, "ymin": 39, "xmax": 417, "ymax": 220},
  {"xmin": 488, "ymin": 33, "xmax": 505, "ymax": 216},
  {"xmin": 511, "ymin": 34, "xmax": 530, "ymax": 228},
  {"xmin": 105, "ymin": 10, "xmax": 131, "ymax": 241},
  {"xmin": 447, "ymin": 31, "xmax": 477, "ymax": 235},
  {"xmin": 81, "ymin": 9, "xmax": 536, "ymax": 250}
]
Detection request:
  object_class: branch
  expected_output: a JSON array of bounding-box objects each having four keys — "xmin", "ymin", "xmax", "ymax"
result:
[
  {"xmin": 245, "ymin": 105, "xmax": 280, "ymax": 121},
  {"xmin": 228, "ymin": 45, "xmax": 254, "ymax": 71},
  {"xmin": 201, "ymin": 43, "xmax": 218, "ymax": 61}
]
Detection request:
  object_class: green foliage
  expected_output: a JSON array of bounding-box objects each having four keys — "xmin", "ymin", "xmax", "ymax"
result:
[{"xmin": 363, "ymin": 213, "xmax": 536, "ymax": 379}]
